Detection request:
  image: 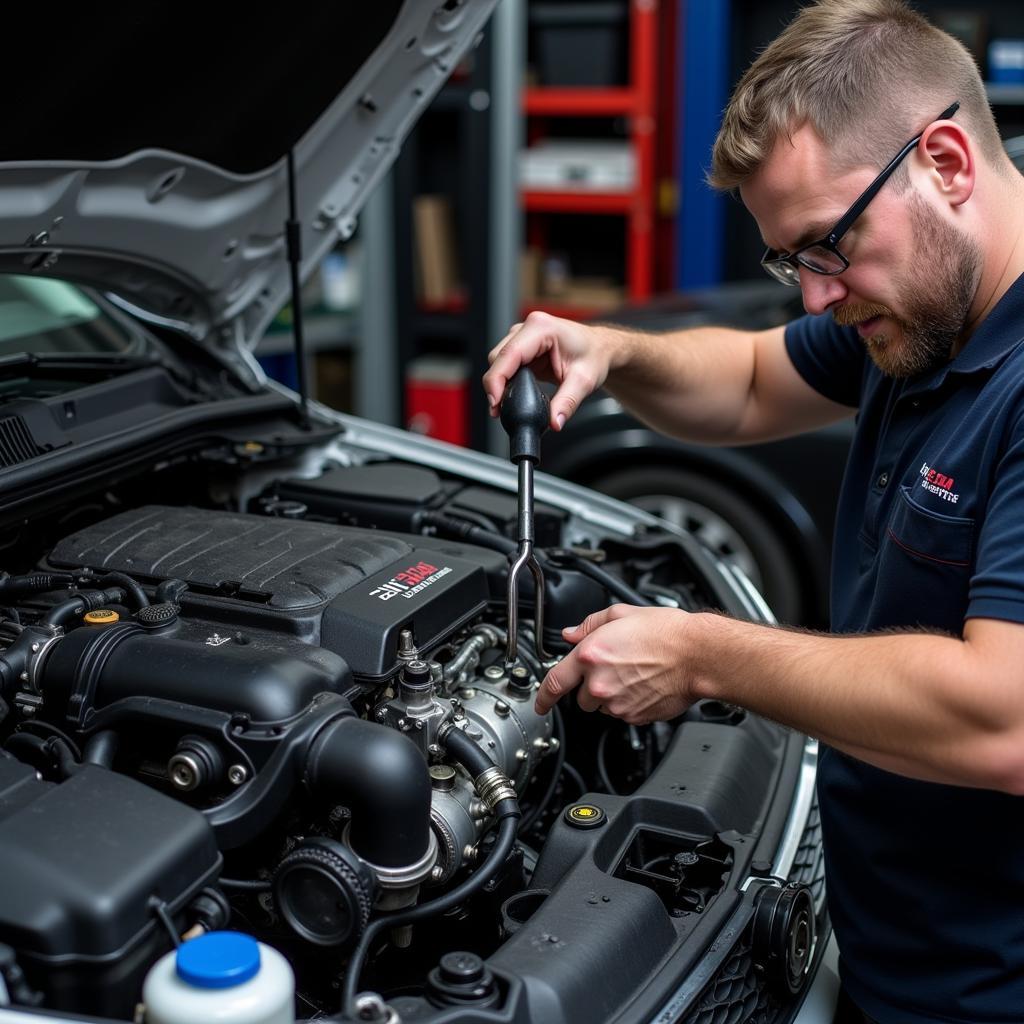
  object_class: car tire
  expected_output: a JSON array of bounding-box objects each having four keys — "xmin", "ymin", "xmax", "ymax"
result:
[{"xmin": 591, "ymin": 466, "xmax": 806, "ymax": 624}]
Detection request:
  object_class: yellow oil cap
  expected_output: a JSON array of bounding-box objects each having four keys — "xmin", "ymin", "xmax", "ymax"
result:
[
  {"xmin": 564, "ymin": 803, "xmax": 606, "ymax": 829},
  {"xmin": 84, "ymin": 609, "xmax": 120, "ymax": 625}
]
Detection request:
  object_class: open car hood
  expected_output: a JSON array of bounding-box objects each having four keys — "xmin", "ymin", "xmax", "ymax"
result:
[{"xmin": 0, "ymin": 2, "xmax": 496, "ymax": 351}]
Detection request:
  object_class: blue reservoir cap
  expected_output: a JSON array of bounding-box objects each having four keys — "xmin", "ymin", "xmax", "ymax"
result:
[{"xmin": 176, "ymin": 931, "xmax": 261, "ymax": 989}]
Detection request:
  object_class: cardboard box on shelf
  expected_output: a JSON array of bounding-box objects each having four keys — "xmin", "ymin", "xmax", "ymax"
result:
[
  {"xmin": 520, "ymin": 247, "xmax": 542, "ymax": 304},
  {"xmin": 413, "ymin": 195, "xmax": 461, "ymax": 304},
  {"xmin": 559, "ymin": 277, "xmax": 625, "ymax": 311},
  {"xmin": 314, "ymin": 350, "xmax": 354, "ymax": 413}
]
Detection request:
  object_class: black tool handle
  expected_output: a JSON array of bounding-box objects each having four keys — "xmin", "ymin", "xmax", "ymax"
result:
[{"xmin": 500, "ymin": 367, "xmax": 549, "ymax": 464}]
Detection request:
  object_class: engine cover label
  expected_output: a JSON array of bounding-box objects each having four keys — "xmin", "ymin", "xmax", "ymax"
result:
[{"xmin": 369, "ymin": 561, "xmax": 453, "ymax": 601}]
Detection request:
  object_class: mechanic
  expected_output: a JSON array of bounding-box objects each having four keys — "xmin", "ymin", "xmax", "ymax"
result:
[{"xmin": 483, "ymin": 2, "xmax": 1024, "ymax": 1022}]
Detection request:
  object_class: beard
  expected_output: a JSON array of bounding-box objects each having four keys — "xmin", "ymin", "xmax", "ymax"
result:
[{"xmin": 832, "ymin": 195, "xmax": 981, "ymax": 378}]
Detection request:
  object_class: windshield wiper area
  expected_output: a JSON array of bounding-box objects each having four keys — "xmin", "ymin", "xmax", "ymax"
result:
[
  {"xmin": 0, "ymin": 353, "xmax": 173, "ymax": 402},
  {"xmin": 0, "ymin": 352, "xmax": 160, "ymax": 378}
]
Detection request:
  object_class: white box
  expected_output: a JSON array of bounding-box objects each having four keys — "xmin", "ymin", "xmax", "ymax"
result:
[{"xmin": 520, "ymin": 140, "xmax": 635, "ymax": 191}]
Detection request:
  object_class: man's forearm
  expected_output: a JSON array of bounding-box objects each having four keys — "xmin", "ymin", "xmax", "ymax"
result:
[
  {"xmin": 603, "ymin": 325, "xmax": 757, "ymax": 444},
  {"xmin": 685, "ymin": 613, "xmax": 1024, "ymax": 792}
]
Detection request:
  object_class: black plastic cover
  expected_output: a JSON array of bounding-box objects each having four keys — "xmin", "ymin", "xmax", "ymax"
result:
[
  {"xmin": 0, "ymin": 764, "xmax": 221, "ymax": 959},
  {"xmin": 446, "ymin": 486, "xmax": 565, "ymax": 549},
  {"xmin": 277, "ymin": 463, "xmax": 449, "ymax": 532},
  {"xmin": 322, "ymin": 551, "xmax": 494, "ymax": 679},
  {"xmin": 48, "ymin": 505, "xmax": 414, "ymax": 613},
  {"xmin": 42, "ymin": 623, "xmax": 352, "ymax": 725},
  {"xmin": 47, "ymin": 505, "xmax": 506, "ymax": 679},
  {"xmin": 0, "ymin": 749, "xmax": 50, "ymax": 816}
]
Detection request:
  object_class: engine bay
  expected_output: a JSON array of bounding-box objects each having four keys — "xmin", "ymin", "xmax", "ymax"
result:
[{"xmin": 0, "ymin": 439, "xmax": 814, "ymax": 1022}]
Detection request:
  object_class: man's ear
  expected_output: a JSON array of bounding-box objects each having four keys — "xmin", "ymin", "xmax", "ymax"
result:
[{"xmin": 917, "ymin": 120, "xmax": 974, "ymax": 207}]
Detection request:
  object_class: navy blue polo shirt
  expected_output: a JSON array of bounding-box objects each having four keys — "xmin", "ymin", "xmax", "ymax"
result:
[{"xmin": 785, "ymin": 271, "xmax": 1024, "ymax": 1024}]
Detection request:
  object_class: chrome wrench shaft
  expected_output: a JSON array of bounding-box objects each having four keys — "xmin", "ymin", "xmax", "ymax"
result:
[
  {"xmin": 499, "ymin": 368, "xmax": 552, "ymax": 667},
  {"xmin": 506, "ymin": 460, "xmax": 551, "ymax": 665}
]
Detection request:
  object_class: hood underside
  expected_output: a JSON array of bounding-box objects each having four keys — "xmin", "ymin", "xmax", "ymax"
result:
[{"xmin": 0, "ymin": 1, "xmax": 497, "ymax": 347}]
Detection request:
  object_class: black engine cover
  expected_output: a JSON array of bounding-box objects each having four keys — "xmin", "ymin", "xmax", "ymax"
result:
[{"xmin": 46, "ymin": 505, "xmax": 505, "ymax": 679}]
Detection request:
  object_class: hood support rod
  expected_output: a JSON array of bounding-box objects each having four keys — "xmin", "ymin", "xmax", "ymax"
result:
[{"xmin": 285, "ymin": 149, "xmax": 310, "ymax": 429}]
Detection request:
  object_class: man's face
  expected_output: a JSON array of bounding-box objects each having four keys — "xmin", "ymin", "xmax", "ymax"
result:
[{"xmin": 741, "ymin": 125, "xmax": 981, "ymax": 377}]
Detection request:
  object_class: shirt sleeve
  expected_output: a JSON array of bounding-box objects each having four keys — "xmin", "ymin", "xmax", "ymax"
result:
[
  {"xmin": 967, "ymin": 410, "xmax": 1024, "ymax": 625},
  {"xmin": 784, "ymin": 313, "xmax": 865, "ymax": 408}
]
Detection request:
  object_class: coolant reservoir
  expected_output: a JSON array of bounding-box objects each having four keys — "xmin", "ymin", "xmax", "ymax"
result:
[{"xmin": 143, "ymin": 931, "xmax": 294, "ymax": 1024}]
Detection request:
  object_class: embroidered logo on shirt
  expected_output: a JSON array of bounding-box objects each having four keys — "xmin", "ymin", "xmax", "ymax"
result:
[{"xmin": 919, "ymin": 462, "xmax": 960, "ymax": 504}]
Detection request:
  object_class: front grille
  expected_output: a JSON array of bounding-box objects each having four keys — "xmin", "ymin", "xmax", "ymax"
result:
[
  {"xmin": 0, "ymin": 416, "xmax": 44, "ymax": 467},
  {"xmin": 675, "ymin": 794, "xmax": 827, "ymax": 1024},
  {"xmin": 787, "ymin": 793, "xmax": 825, "ymax": 913},
  {"xmin": 679, "ymin": 924, "xmax": 782, "ymax": 1024}
]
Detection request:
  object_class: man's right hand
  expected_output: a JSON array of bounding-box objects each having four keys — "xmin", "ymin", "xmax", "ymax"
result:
[{"xmin": 483, "ymin": 310, "xmax": 626, "ymax": 432}]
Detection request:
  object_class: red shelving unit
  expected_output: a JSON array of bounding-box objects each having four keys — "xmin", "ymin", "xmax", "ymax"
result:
[
  {"xmin": 522, "ymin": 190, "xmax": 634, "ymax": 214},
  {"xmin": 521, "ymin": 0, "xmax": 659, "ymax": 319},
  {"xmin": 523, "ymin": 87, "xmax": 637, "ymax": 116}
]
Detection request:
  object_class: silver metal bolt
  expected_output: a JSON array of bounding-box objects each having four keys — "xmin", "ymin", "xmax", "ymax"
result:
[
  {"xmin": 495, "ymin": 700, "xmax": 510, "ymax": 717},
  {"xmin": 168, "ymin": 754, "xmax": 200, "ymax": 792},
  {"xmin": 398, "ymin": 629, "xmax": 417, "ymax": 660},
  {"xmin": 484, "ymin": 666, "xmax": 504, "ymax": 680},
  {"xmin": 459, "ymin": 688, "xmax": 477, "ymax": 700},
  {"xmin": 30, "ymin": 643, "xmax": 39, "ymax": 653},
  {"xmin": 516, "ymin": 748, "xmax": 528, "ymax": 763},
  {"xmin": 353, "ymin": 992, "xmax": 397, "ymax": 1024},
  {"xmin": 227, "ymin": 764, "xmax": 249, "ymax": 786},
  {"xmin": 463, "ymin": 844, "xmax": 478, "ymax": 862}
]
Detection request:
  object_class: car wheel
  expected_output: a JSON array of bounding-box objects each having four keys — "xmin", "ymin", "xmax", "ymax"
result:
[{"xmin": 592, "ymin": 466, "xmax": 806, "ymax": 624}]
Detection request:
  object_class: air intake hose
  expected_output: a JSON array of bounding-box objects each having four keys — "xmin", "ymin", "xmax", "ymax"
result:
[{"xmin": 305, "ymin": 717, "xmax": 432, "ymax": 868}]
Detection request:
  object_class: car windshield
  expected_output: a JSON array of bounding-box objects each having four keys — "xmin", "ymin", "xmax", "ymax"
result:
[{"xmin": 0, "ymin": 274, "xmax": 136, "ymax": 355}]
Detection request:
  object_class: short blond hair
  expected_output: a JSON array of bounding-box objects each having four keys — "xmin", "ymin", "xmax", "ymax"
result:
[{"xmin": 709, "ymin": 0, "xmax": 1007, "ymax": 192}]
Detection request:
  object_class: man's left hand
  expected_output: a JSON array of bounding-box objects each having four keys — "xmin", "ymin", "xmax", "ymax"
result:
[{"xmin": 535, "ymin": 604, "xmax": 695, "ymax": 724}]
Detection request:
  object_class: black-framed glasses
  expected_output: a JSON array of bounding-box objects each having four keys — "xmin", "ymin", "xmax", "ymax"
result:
[{"xmin": 760, "ymin": 101, "xmax": 960, "ymax": 286}]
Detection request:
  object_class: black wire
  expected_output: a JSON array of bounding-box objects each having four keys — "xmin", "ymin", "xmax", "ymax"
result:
[
  {"xmin": 441, "ymin": 507, "xmax": 501, "ymax": 533},
  {"xmin": 19, "ymin": 720, "xmax": 83, "ymax": 761},
  {"xmin": 95, "ymin": 572, "xmax": 149, "ymax": 609},
  {"xmin": 4, "ymin": 732, "xmax": 48, "ymax": 764},
  {"xmin": 561, "ymin": 762, "xmax": 587, "ymax": 797},
  {"xmin": 596, "ymin": 728, "xmax": 620, "ymax": 795},
  {"xmin": 518, "ymin": 707, "xmax": 566, "ymax": 834},
  {"xmin": 219, "ymin": 877, "xmax": 272, "ymax": 893},
  {"xmin": 149, "ymin": 898, "xmax": 181, "ymax": 948},
  {"xmin": 342, "ymin": 812, "xmax": 520, "ymax": 1016},
  {"xmin": 550, "ymin": 551, "xmax": 652, "ymax": 606}
]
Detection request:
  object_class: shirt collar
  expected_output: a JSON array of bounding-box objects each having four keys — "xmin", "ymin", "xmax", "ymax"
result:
[{"xmin": 903, "ymin": 269, "xmax": 1024, "ymax": 396}]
